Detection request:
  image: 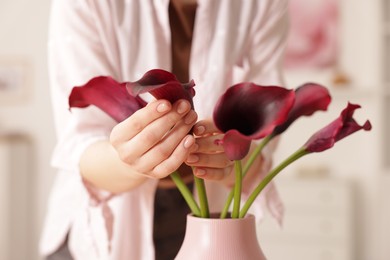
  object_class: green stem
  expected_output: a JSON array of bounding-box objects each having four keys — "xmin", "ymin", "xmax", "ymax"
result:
[
  {"xmin": 194, "ymin": 176, "xmax": 210, "ymax": 218},
  {"xmin": 170, "ymin": 171, "xmax": 201, "ymax": 216},
  {"xmin": 239, "ymin": 147, "xmax": 308, "ymax": 218},
  {"xmin": 231, "ymin": 160, "xmax": 242, "ymax": 218},
  {"xmin": 220, "ymin": 135, "xmax": 273, "ymax": 218},
  {"xmin": 243, "ymin": 134, "xmax": 273, "ymax": 174}
]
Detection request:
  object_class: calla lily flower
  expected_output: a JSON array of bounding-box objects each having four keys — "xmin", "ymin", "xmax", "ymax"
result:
[
  {"xmin": 213, "ymin": 83, "xmax": 295, "ymax": 160},
  {"xmin": 303, "ymin": 102, "xmax": 372, "ymax": 153},
  {"xmin": 69, "ymin": 69, "xmax": 195, "ymax": 122},
  {"xmin": 272, "ymin": 83, "xmax": 332, "ymax": 136},
  {"xmin": 68, "ymin": 69, "xmax": 374, "ymax": 221},
  {"xmin": 239, "ymin": 102, "xmax": 372, "ymax": 218},
  {"xmin": 69, "ymin": 76, "xmax": 146, "ymax": 122},
  {"xmin": 126, "ymin": 69, "xmax": 196, "ymax": 108}
]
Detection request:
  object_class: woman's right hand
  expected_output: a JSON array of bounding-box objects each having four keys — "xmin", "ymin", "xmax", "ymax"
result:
[{"xmin": 110, "ymin": 99, "xmax": 198, "ymax": 179}]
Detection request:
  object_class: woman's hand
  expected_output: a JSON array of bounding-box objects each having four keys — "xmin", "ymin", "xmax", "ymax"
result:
[
  {"xmin": 185, "ymin": 119, "xmax": 235, "ymax": 186},
  {"xmin": 186, "ymin": 119, "xmax": 265, "ymax": 189},
  {"xmin": 110, "ymin": 99, "xmax": 198, "ymax": 179}
]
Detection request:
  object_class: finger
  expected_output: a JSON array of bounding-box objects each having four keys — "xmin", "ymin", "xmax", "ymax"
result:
[
  {"xmin": 194, "ymin": 134, "xmax": 225, "ymax": 153},
  {"xmin": 150, "ymin": 135, "xmax": 196, "ymax": 178},
  {"xmin": 110, "ymin": 99, "xmax": 172, "ymax": 145},
  {"xmin": 137, "ymin": 110, "xmax": 197, "ymax": 169},
  {"xmin": 115, "ymin": 101, "xmax": 192, "ymax": 162},
  {"xmin": 185, "ymin": 153, "xmax": 232, "ymax": 169},
  {"xmin": 193, "ymin": 119, "xmax": 222, "ymax": 136},
  {"xmin": 192, "ymin": 166, "xmax": 234, "ymax": 184}
]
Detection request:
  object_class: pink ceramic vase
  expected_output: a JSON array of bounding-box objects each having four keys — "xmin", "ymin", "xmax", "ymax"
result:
[{"xmin": 175, "ymin": 214, "xmax": 266, "ymax": 260}]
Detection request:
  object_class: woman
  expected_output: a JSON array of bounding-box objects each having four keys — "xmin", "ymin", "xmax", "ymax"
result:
[{"xmin": 40, "ymin": 0, "xmax": 289, "ymax": 259}]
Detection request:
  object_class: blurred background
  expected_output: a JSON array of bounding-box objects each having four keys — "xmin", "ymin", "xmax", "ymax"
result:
[{"xmin": 0, "ymin": 0, "xmax": 388, "ymax": 259}]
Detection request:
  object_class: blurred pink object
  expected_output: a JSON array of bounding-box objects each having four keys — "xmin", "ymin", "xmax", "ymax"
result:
[
  {"xmin": 284, "ymin": 0, "xmax": 339, "ymax": 69},
  {"xmin": 175, "ymin": 214, "xmax": 266, "ymax": 260}
]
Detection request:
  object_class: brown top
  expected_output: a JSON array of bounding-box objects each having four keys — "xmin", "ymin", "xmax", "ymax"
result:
[
  {"xmin": 158, "ymin": 0, "xmax": 197, "ymax": 188},
  {"xmin": 154, "ymin": 4, "xmax": 198, "ymax": 259},
  {"xmin": 153, "ymin": 5, "xmax": 198, "ymax": 260},
  {"xmin": 169, "ymin": 0, "xmax": 197, "ymax": 83}
]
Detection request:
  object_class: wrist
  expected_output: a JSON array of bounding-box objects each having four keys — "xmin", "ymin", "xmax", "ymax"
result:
[{"xmin": 80, "ymin": 140, "xmax": 148, "ymax": 193}]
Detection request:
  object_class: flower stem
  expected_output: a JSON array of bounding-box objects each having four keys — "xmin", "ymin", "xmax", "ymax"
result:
[
  {"xmin": 170, "ymin": 171, "xmax": 201, "ymax": 217},
  {"xmin": 243, "ymin": 134, "xmax": 273, "ymax": 174},
  {"xmin": 194, "ymin": 176, "xmax": 210, "ymax": 218},
  {"xmin": 231, "ymin": 160, "xmax": 242, "ymax": 218},
  {"xmin": 239, "ymin": 147, "xmax": 308, "ymax": 218},
  {"xmin": 220, "ymin": 135, "xmax": 273, "ymax": 218}
]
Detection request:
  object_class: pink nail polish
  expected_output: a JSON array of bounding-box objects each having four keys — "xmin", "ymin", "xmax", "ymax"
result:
[
  {"xmin": 196, "ymin": 169, "xmax": 206, "ymax": 176},
  {"xmin": 157, "ymin": 102, "xmax": 169, "ymax": 112},
  {"xmin": 195, "ymin": 125, "xmax": 205, "ymax": 135},
  {"xmin": 183, "ymin": 136, "xmax": 194, "ymax": 149},
  {"xmin": 177, "ymin": 101, "xmax": 189, "ymax": 114}
]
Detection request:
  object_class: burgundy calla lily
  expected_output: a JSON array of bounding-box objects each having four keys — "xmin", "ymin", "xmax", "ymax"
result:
[
  {"xmin": 272, "ymin": 83, "xmax": 332, "ymax": 136},
  {"xmin": 238, "ymin": 102, "xmax": 372, "ymax": 218},
  {"xmin": 68, "ymin": 69, "xmax": 374, "ymax": 221},
  {"xmin": 69, "ymin": 69, "xmax": 196, "ymax": 122},
  {"xmin": 213, "ymin": 82, "xmax": 295, "ymax": 160},
  {"xmin": 126, "ymin": 69, "xmax": 196, "ymax": 108},
  {"xmin": 304, "ymin": 102, "xmax": 372, "ymax": 153},
  {"xmin": 69, "ymin": 76, "xmax": 147, "ymax": 122}
]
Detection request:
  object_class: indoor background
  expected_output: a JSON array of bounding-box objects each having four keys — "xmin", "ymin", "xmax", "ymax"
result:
[{"xmin": 0, "ymin": 0, "xmax": 388, "ymax": 259}]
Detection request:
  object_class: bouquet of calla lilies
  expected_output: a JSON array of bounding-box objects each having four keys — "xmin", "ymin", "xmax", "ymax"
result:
[{"xmin": 69, "ymin": 69, "xmax": 372, "ymax": 219}]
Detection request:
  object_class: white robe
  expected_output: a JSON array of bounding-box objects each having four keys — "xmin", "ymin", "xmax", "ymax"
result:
[{"xmin": 40, "ymin": 0, "xmax": 289, "ymax": 259}]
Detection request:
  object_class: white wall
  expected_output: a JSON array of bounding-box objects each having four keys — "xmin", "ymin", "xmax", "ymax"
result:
[
  {"xmin": 274, "ymin": 0, "xmax": 386, "ymax": 260},
  {"xmin": 0, "ymin": 1, "xmax": 55, "ymax": 259},
  {"xmin": 0, "ymin": 0, "xmax": 387, "ymax": 260}
]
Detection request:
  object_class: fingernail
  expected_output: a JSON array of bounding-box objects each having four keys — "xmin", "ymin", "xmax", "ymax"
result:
[
  {"xmin": 183, "ymin": 136, "xmax": 194, "ymax": 149},
  {"xmin": 195, "ymin": 125, "xmax": 205, "ymax": 135},
  {"xmin": 184, "ymin": 111, "xmax": 197, "ymax": 124},
  {"xmin": 186, "ymin": 154, "xmax": 199, "ymax": 163},
  {"xmin": 196, "ymin": 168, "xmax": 206, "ymax": 176},
  {"xmin": 157, "ymin": 102, "xmax": 170, "ymax": 112},
  {"xmin": 177, "ymin": 101, "xmax": 190, "ymax": 114}
]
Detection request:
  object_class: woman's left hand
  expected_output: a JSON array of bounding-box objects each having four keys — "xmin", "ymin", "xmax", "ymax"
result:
[{"xmin": 186, "ymin": 119, "xmax": 264, "ymax": 188}]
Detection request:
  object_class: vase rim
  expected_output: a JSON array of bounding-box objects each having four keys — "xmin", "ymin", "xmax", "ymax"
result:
[{"xmin": 187, "ymin": 213, "xmax": 255, "ymax": 222}]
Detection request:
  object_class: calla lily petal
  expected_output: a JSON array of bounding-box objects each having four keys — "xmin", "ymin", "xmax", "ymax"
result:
[
  {"xmin": 213, "ymin": 83, "xmax": 295, "ymax": 160},
  {"xmin": 272, "ymin": 83, "xmax": 331, "ymax": 136},
  {"xmin": 126, "ymin": 69, "xmax": 196, "ymax": 108},
  {"xmin": 69, "ymin": 76, "xmax": 147, "ymax": 122},
  {"xmin": 216, "ymin": 130, "xmax": 252, "ymax": 161},
  {"xmin": 69, "ymin": 69, "xmax": 197, "ymax": 123},
  {"xmin": 304, "ymin": 103, "xmax": 372, "ymax": 153}
]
